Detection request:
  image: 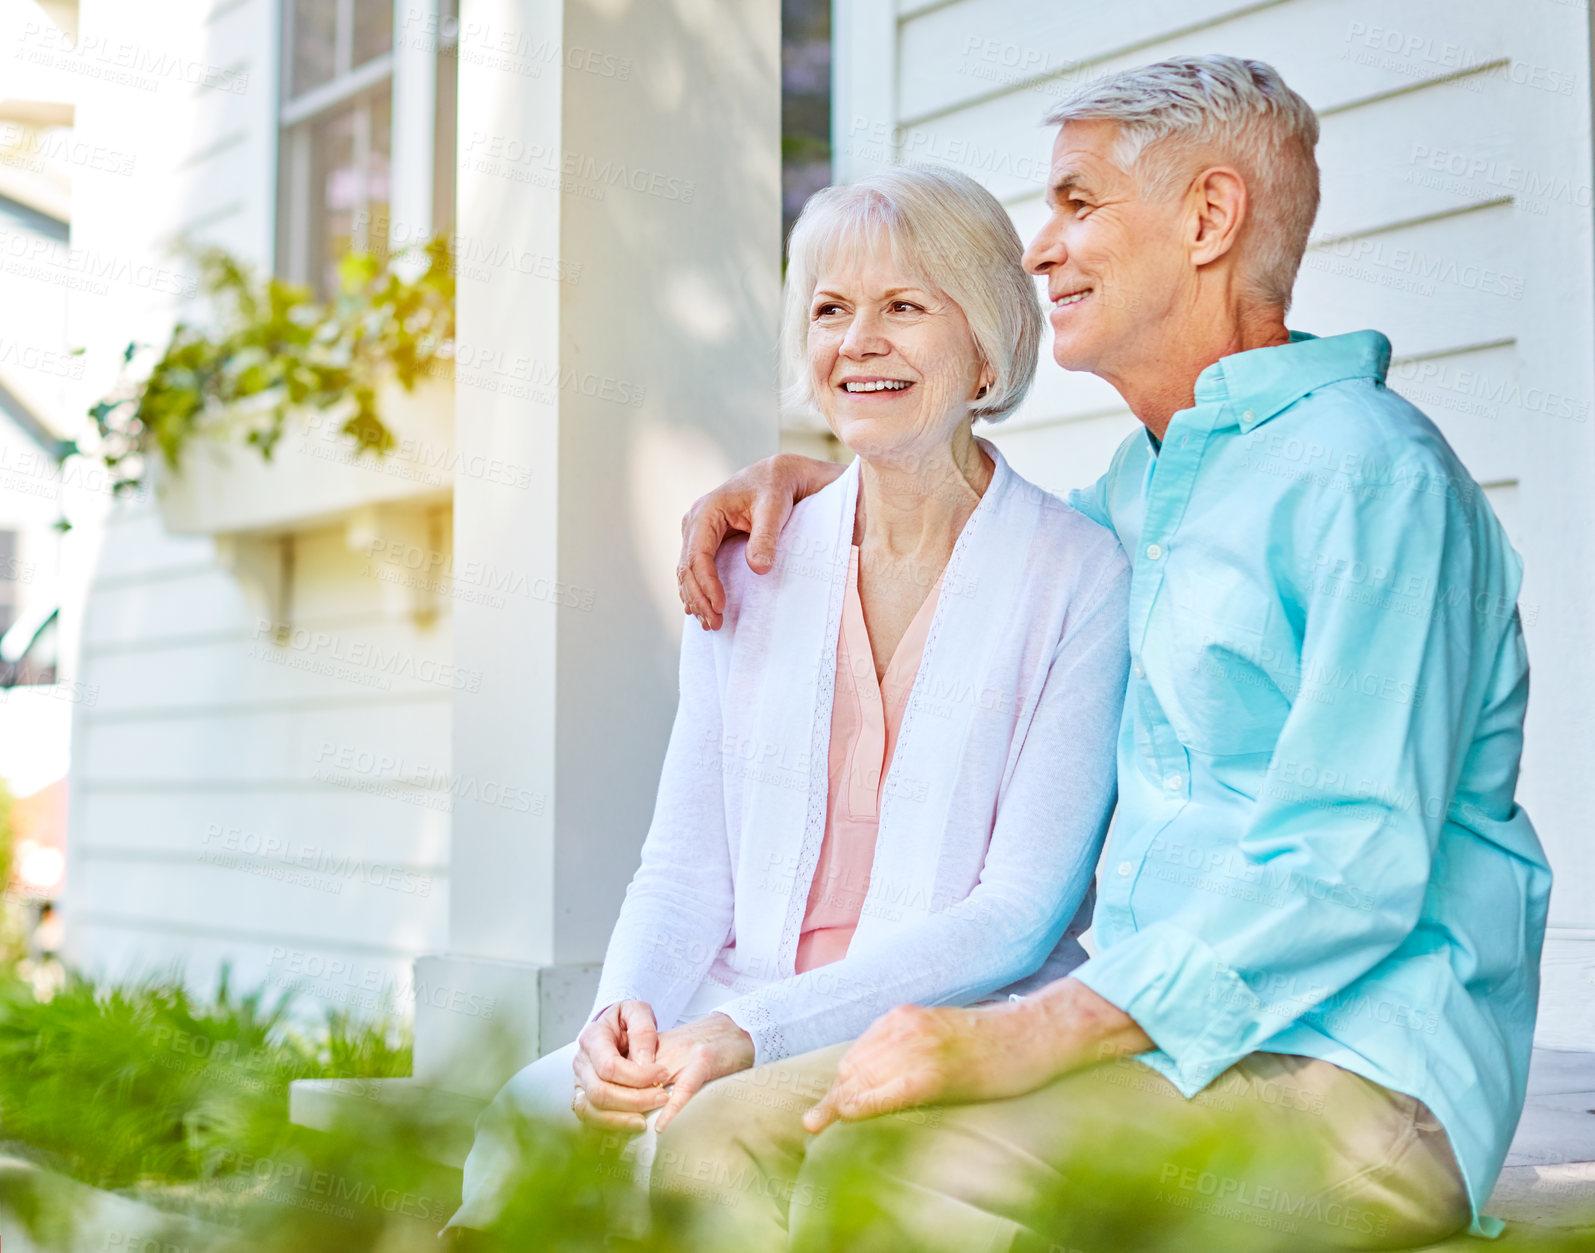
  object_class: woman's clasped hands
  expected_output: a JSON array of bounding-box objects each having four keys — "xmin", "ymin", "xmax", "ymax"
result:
[{"xmin": 571, "ymin": 1000, "xmax": 755, "ymax": 1134}]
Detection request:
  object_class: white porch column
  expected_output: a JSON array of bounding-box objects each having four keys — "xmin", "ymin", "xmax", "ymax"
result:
[{"xmin": 418, "ymin": 0, "xmax": 781, "ymax": 1095}]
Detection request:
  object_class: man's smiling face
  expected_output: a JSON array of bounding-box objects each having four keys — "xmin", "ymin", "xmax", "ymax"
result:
[{"xmin": 1022, "ymin": 120, "xmax": 1194, "ymax": 382}]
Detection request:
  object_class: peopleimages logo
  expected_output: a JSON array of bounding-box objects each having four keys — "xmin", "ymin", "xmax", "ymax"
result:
[
  {"xmin": 14, "ymin": 23, "xmax": 251, "ymax": 95},
  {"xmin": 461, "ymin": 131, "xmax": 695, "ymax": 203},
  {"xmin": 250, "ymin": 618, "xmax": 484, "ymax": 692},
  {"xmin": 200, "ymin": 824, "xmax": 434, "ymax": 898},
  {"xmin": 0, "ymin": 122, "xmax": 136, "ymax": 175},
  {"xmin": 312, "ymin": 741, "xmax": 546, "ymax": 815},
  {"xmin": 264, "ymin": 947, "xmax": 498, "ymax": 1020},
  {"xmin": 207, "ymin": 1150, "xmax": 449, "ymax": 1222}
]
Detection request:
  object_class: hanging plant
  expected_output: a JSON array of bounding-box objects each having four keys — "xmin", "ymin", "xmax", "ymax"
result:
[{"xmin": 82, "ymin": 238, "xmax": 455, "ymax": 494}]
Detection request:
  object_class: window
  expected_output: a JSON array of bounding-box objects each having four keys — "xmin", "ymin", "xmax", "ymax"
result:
[
  {"xmin": 433, "ymin": 0, "xmax": 459, "ymax": 237},
  {"xmin": 0, "ymin": 531, "xmax": 16, "ymax": 638},
  {"xmin": 277, "ymin": 0, "xmax": 395, "ymax": 295},
  {"xmin": 782, "ymin": 0, "xmax": 832, "ymax": 248},
  {"xmin": 0, "ymin": 533, "xmax": 55, "ymax": 688},
  {"xmin": 277, "ymin": 0, "xmax": 459, "ymax": 294}
]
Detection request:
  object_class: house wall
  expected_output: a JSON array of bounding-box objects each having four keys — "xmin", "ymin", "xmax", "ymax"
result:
[
  {"xmin": 834, "ymin": 0, "xmax": 1595, "ymax": 1047},
  {"xmin": 61, "ymin": 0, "xmax": 453, "ymax": 1019}
]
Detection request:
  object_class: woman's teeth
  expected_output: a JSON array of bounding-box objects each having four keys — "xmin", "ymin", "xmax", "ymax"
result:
[
  {"xmin": 1053, "ymin": 291, "xmax": 1089, "ymax": 307},
  {"xmin": 843, "ymin": 380, "xmax": 910, "ymax": 392}
]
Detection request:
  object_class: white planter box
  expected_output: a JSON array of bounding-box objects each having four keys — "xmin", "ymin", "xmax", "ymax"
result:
[{"xmin": 152, "ymin": 376, "xmax": 454, "ymax": 537}]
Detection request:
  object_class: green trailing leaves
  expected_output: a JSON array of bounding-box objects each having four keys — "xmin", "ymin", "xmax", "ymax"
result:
[{"xmin": 89, "ymin": 239, "xmax": 455, "ymax": 494}]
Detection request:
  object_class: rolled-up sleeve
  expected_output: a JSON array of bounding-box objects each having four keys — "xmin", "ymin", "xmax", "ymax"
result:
[{"xmin": 1076, "ymin": 462, "xmax": 1492, "ymax": 1093}]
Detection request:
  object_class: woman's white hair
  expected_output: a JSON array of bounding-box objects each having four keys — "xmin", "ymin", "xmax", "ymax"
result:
[
  {"xmin": 780, "ymin": 165, "xmax": 1043, "ymax": 423},
  {"xmin": 1044, "ymin": 55, "xmax": 1320, "ymax": 310}
]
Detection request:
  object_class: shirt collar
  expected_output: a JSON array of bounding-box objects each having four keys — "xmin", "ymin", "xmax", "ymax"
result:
[{"xmin": 1191, "ymin": 330, "xmax": 1392, "ymax": 432}]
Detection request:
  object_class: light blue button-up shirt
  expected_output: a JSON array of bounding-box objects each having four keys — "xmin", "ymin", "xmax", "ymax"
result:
[{"xmin": 1067, "ymin": 330, "xmax": 1551, "ymax": 1235}]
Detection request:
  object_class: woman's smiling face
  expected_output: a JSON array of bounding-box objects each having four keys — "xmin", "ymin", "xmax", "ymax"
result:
[{"xmin": 808, "ymin": 235, "xmax": 993, "ymax": 467}]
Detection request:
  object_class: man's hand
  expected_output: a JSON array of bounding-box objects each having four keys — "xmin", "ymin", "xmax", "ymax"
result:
[
  {"xmin": 678, "ymin": 454, "xmax": 844, "ymax": 630},
  {"xmin": 801, "ymin": 1003, "xmax": 1053, "ymax": 1133},
  {"xmin": 571, "ymin": 1000, "xmax": 671, "ymax": 1132},
  {"xmin": 650, "ymin": 1012, "xmax": 756, "ymax": 1133},
  {"xmin": 803, "ymin": 980, "xmax": 1152, "ymax": 1133}
]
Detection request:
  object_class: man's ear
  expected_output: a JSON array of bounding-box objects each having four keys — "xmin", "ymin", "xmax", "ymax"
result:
[{"xmin": 1187, "ymin": 165, "xmax": 1249, "ymax": 268}]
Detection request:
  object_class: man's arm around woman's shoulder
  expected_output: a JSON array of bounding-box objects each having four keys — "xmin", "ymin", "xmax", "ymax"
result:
[{"xmin": 678, "ymin": 453, "xmax": 844, "ymax": 629}]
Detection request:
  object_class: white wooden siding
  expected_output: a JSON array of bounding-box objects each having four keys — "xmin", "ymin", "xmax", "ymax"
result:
[{"xmin": 62, "ymin": 0, "xmax": 453, "ymax": 1019}]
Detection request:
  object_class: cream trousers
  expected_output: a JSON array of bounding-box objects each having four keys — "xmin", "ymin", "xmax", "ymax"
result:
[{"xmin": 653, "ymin": 1045, "xmax": 1472, "ymax": 1252}]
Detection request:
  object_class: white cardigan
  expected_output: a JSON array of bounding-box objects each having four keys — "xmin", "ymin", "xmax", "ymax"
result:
[{"xmin": 591, "ymin": 445, "xmax": 1131, "ymax": 1062}]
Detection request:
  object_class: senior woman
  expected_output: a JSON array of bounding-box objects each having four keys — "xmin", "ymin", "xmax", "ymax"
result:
[{"xmin": 445, "ymin": 165, "xmax": 1130, "ymax": 1233}]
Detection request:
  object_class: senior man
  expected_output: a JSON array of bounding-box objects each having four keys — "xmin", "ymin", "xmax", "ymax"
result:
[{"xmin": 662, "ymin": 55, "xmax": 1550, "ymax": 1252}]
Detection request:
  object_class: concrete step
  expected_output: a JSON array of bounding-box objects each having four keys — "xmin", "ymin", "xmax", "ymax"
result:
[
  {"xmin": 289, "ymin": 1076, "xmax": 487, "ymax": 1168},
  {"xmin": 0, "ymin": 1154, "xmax": 231, "ymax": 1253},
  {"xmin": 1488, "ymin": 1163, "xmax": 1595, "ymax": 1229},
  {"xmin": 1409, "ymin": 1047, "xmax": 1595, "ymax": 1249}
]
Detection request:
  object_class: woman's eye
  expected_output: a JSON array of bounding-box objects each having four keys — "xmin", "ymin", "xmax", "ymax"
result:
[
  {"xmin": 813, "ymin": 304, "xmax": 842, "ymax": 318},
  {"xmin": 890, "ymin": 301, "xmax": 921, "ymax": 313}
]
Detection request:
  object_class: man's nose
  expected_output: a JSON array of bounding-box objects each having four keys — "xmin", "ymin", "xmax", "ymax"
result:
[{"xmin": 1023, "ymin": 225, "xmax": 1063, "ymax": 275}]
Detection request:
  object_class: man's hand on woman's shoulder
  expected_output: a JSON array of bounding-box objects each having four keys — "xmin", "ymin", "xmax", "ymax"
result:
[{"xmin": 677, "ymin": 453, "xmax": 845, "ymax": 630}]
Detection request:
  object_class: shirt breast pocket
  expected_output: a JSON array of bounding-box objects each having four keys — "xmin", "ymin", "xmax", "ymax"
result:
[{"xmin": 1162, "ymin": 561, "xmax": 1289, "ymax": 757}]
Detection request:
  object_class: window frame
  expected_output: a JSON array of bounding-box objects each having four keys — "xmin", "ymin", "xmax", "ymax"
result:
[{"xmin": 275, "ymin": 0, "xmax": 400, "ymax": 292}]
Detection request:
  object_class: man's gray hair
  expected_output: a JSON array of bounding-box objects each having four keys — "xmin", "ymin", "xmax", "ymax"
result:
[
  {"xmin": 1044, "ymin": 55, "xmax": 1320, "ymax": 310},
  {"xmin": 780, "ymin": 165, "xmax": 1042, "ymax": 423}
]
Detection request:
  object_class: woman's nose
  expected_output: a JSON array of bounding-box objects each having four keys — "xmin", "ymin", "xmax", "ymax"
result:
[{"xmin": 840, "ymin": 313, "xmax": 888, "ymax": 357}]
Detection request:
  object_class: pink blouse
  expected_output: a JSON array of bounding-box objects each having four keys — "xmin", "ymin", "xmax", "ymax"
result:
[{"xmin": 795, "ymin": 545, "xmax": 943, "ymax": 973}]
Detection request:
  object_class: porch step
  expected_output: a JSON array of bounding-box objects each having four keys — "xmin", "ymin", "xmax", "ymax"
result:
[
  {"xmin": 0, "ymin": 1154, "xmax": 231, "ymax": 1253},
  {"xmin": 1416, "ymin": 1047, "xmax": 1595, "ymax": 1249},
  {"xmin": 1487, "ymin": 1162, "xmax": 1595, "ymax": 1228},
  {"xmin": 289, "ymin": 1076, "xmax": 487, "ymax": 1168}
]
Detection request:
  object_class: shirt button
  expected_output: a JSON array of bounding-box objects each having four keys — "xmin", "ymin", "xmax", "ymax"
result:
[
  {"xmin": 1116, "ymin": 861, "xmax": 1133, "ymax": 877},
  {"xmin": 1132, "ymin": 662, "xmax": 1145, "ymax": 678},
  {"xmin": 1145, "ymin": 543, "xmax": 1163, "ymax": 561},
  {"xmin": 1165, "ymin": 773, "xmax": 1184, "ymax": 791},
  {"xmin": 1242, "ymin": 409, "xmax": 1255, "ymax": 423}
]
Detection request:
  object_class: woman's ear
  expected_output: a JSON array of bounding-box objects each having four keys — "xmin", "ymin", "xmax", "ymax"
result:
[{"xmin": 975, "ymin": 362, "xmax": 996, "ymax": 401}]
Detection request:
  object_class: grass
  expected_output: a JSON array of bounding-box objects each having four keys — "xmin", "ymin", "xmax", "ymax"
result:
[
  {"xmin": 0, "ymin": 964, "xmax": 408, "ymax": 1193},
  {"xmin": 0, "ymin": 957, "xmax": 651, "ymax": 1250}
]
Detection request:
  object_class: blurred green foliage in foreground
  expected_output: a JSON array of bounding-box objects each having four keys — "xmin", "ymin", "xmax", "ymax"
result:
[
  {"xmin": 0, "ymin": 966, "xmax": 408, "ymax": 1192},
  {"xmin": 0, "ymin": 950, "xmax": 1592, "ymax": 1252}
]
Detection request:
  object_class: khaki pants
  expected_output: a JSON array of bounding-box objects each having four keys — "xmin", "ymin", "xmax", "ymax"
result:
[{"xmin": 653, "ymin": 1045, "xmax": 1470, "ymax": 1253}]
